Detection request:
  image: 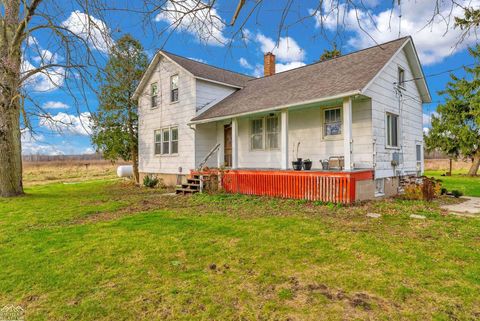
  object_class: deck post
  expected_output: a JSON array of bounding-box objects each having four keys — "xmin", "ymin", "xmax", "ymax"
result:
[
  {"xmin": 281, "ymin": 109, "xmax": 289, "ymax": 170},
  {"xmin": 343, "ymin": 97, "xmax": 353, "ymax": 170},
  {"xmin": 232, "ymin": 118, "xmax": 238, "ymax": 169}
]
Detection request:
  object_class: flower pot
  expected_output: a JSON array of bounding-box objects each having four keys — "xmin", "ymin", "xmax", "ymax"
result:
[
  {"xmin": 303, "ymin": 161, "xmax": 312, "ymax": 170},
  {"xmin": 292, "ymin": 161, "xmax": 302, "ymax": 171}
]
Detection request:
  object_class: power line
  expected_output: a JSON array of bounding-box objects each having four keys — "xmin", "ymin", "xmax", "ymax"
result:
[{"xmin": 398, "ymin": 63, "xmax": 475, "ymax": 84}]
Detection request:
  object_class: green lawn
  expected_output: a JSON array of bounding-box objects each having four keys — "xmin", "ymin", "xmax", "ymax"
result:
[
  {"xmin": 425, "ymin": 170, "xmax": 480, "ymax": 197},
  {"xmin": 1, "ymin": 180, "xmax": 480, "ymax": 320}
]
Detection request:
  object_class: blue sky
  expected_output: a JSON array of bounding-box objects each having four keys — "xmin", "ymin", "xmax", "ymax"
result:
[{"xmin": 23, "ymin": 0, "xmax": 479, "ymax": 155}]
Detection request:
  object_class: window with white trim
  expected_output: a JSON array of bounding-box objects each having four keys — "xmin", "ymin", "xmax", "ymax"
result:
[
  {"xmin": 251, "ymin": 118, "xmax": 264, "ymax": 150},
  {"xmin": 151, "ymin": 83, "xmax": 158, "ymax": 108},
  {"xmin": 154, "ymin": 127, "xmax": 179, "ymax": 155},
  {"xmin": 250, "ymin": 115, "xmax": 280, "ymax": 150},
  {"xmin": 375, "ymin": 178, "xmax": 385, "ymax": 196},
  {"xmin": 171, "ymin": 127, "xmax": 179, "ymax": 154},
  {"xmin": 416, "ymin": 144, "xmax": 422, "ymax": 172},
  {"xmin": 162, "ymin": 128, "xmax": 170, "ymax": 154},
  {"xmin": 266, "ymin": 116, "xmax": 280, "ymax": 149},
  {"xmin": 170, "ymin": 74, "xmax": 179, "ymax": 102},
  {"xmin": 324, "ymin": 107, "xmax": 342, "ymax": 137},
  {"xmin": 154, "ymin": 130, "xmax": 162, "ymax": 155},
  {"xmin": 398, "ymin": 67, "xmax": 405, "ymax": 88},
  {"xmin": 386, "ymin": 113, "xmax": 399, "ymax": 147}
]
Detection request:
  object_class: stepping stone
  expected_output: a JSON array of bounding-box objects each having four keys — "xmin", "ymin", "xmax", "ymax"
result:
[
  {"xmin": 410, "ymin": 214, "xmax": 426, "ymax": 219},
  {"xmin": 366, "ymin": 213, "xmax": 381, "ymax": 218}
]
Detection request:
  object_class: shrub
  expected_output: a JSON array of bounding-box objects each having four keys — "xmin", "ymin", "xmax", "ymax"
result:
[
  {"xmin": 143, "ymin": 175, "xmax": 159, "ymax": 188},
  {"xmin": 402, "ymin": 177, "xmax": 442, "ymax": 201},
  {"xmin": 451, "ymin": 190, "xmax": 463, "ymax": 198},
  {"xmin": 403, "ymin": 184, "xmax": 423, "ymax": 200},
  {"xmin": 441, "ymin": 187, "xmax": 448, "ymax": 195}
]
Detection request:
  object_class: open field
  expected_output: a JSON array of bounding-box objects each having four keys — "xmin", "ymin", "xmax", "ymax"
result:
[
  {"xmin": 22, "ymin": 160, "xmax": 126, "ymax": 186},
  {"xmin": 425, "ymin": 159, "xmax": 474, "ymax": 172},
  {"xmin": 1, "ymin": 180, "xmax": 479, "ymax": 320},
  {"xmin": 425, "ymin": 170, "xmax": 480, "ymax": 197}
]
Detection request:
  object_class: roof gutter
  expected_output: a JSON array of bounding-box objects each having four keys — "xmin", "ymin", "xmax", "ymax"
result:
[{"xmin": 189, "ymin": 90, "xmax": 362, "ymax": 125}]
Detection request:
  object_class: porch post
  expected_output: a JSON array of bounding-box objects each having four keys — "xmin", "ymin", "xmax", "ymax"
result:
[
  {"xmin": 280, "ymin": 110, "xmax": 289, "ymax": 169},
  {"xmin": 343, "ymin": 97, "xmax": 353, "ymax": 170},
  {"xmin": 232, "ymin": 118, "xmax": 238, "ymax": 169}
]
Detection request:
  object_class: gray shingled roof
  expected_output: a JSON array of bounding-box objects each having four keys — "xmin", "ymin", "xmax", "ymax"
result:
[
  {"xmin": 162, "ymin": 51, "xmax": 253, "ymax": 88},
  {"xmin": 192, "ymin": 37, "xmax": 409, "ymax": 122}
]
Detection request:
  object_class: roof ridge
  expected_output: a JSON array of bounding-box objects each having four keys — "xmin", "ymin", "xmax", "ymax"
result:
[
  {"xmin": 161, "ymin": 50, "xmax": 254, "ymax": 79},
  {"xmin": 246, "ymin": 36, "xmax": 411, "ymax": 82}
]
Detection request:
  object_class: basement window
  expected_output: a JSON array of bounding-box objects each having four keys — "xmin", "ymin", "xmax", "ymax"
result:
[{"xmin": 375, "ymin": 178, "xmax": 385, "ymax": 196}]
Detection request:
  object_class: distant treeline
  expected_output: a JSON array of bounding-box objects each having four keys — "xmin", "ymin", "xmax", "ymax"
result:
[{"xmin": 22, "ymin": 153, "xmax": 103, "ymax": 162}]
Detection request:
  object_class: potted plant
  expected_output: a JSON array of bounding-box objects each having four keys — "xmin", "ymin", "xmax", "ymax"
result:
[
  {"xmin": 291, "ymin": 142, "xmax": 302, "ymax": 170},
  {"xmin": 303, "ymin": 159, "xmax": 312, "ymax": 170}
]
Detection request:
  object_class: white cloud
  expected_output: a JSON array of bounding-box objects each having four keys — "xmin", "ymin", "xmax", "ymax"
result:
[
  {"xmin": 21, "ymin": 129, "xmax": 64, "ymax": 155},
  {"xmin": 155, "ymin": 0, "xmax": 226, "ymax": 46},
  {"xmin": 83, "ymin": 147, "xmax": 95, "ymax": 154},
  {"xmin": 276, "ymin": 61, "xmax": 306, "ymax": 73},
  {"xmin": 39, "ymin": 112, "xmax": 92, "ymax": 136},
  {"xmin": 255, "ymin": 33, "xmax": 305, "ymax": 63},
  {"xmin": 32, "ymin": 49, "xmax": 60, "ymax": 65},
  {"xmin": 42, "ymin": 101, "xmax": 69, "ymax": 110},
  {"xmin": 423, "ymin": 111, "xmax": 438, "ymax": 127},
  {"xmin": 188, "ymin": 57, "xmax": 207, "ymax": 63},
  {"xmin": 21, "ymin": 58, "xmax": 65, "ymax": 92},
  {"xmin": 61, "ymin": 10, "xmax": 113, "ymax": 54},
  {"xmin": 239, "ymin": 57, "xmax": 252, "ymax": 69},
  {"xmin": 311, "ymin": 0, "xmax": 480, "ymax": 65}
]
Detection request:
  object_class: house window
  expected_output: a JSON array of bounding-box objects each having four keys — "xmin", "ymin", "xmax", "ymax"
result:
[
  {"xmin": 154, "ymin": 130, "xmax": 162, "ymax": 155},
  {"xmin": 151, "ymin": 83, "xmax": 158, "ymax": 108},
  {"xmin": 398, "ymin": 67, "xmax": 405, "ymax": 88},
  {"xmin": 170, "ymin": 74, "xmax": 179, "ymax": 102},
  {"xmin": 250, "ymin": 115, "xmax": 280, "ymax": 150},
  {"xmin": 162, "ymin": 128, "xmax": 170, "ymax": 154},
  {"xmin": 416, "ymin": 144, "xmax": 422, "ymax": 172},
  {"xmin": 171, "ymin": 127, "xmax": 179, "ymax": 154},
  {"xmin": 386, "ymin": 113, "xmax": 399, "ymax": 147},
  {"xmin": 375, "ymin": 178, "xmax": 385, "ymax": 196},
  {"xmin": 266, "ymin": 116, "xmax": 280, "ymax": 149},
  {"xmin": 324, "ymin": 108, "xmax": 342, "ymax": 137},
  {"xmin": 155, "ymin": 127, "xmax": 178, "ymax": 155},
  {"xmin": 251, "ymin": 118, "xmax": 264, "ymax": 150}
]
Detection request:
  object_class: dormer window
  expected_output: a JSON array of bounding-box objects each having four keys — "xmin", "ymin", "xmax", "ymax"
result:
[
  {"xmin": 151, "ymin": 83, "xmax": 158, "ymax": 108},
  {"xmin": 170, "ymin": 74, "xmax": 179, "ymax": 102},
  {"xmin": 397, "ymin": 67, "xmax": 405, "ymax": 89}
]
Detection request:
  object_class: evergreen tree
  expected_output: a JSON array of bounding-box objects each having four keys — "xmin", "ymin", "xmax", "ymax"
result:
[
  {"xmin": 91, "ymin": 34, "xmax": 148, "ymax": 183},
  {"xmin": 319, "ymin": 45, "xmax": 341, "ymax": 62},
  {"xmin": 425, "ymin": 45, "xmax": 480, "ymax": 176}
]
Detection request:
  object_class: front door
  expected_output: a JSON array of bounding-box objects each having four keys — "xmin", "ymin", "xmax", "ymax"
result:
[{"xmin": 224, "ymin": 124, "xmax": 232, "ymax": 167}]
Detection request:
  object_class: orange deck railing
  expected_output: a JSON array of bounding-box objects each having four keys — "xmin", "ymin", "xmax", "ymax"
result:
[{"xmin": 220, "ymin": 169, "xmax": 373, "ymax": 204}]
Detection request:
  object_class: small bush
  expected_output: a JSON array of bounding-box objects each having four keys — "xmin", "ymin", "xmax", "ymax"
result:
[
  {"xmin": 451, "ymin": 190, "xmax": 463, "ymax": 198},
  {"xmin": 143, "ymin": 175, "xmax": 159, "ymax": 188},
  {"xmin": 441, "ymin": 187, "xmax": 448, "ymax": 195}
]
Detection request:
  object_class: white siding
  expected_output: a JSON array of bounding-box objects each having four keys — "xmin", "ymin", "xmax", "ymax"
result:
[
  {"xmin": 196, "ymin": 80, "xmax": 236, "ymax": 113},
  {"xmin": 138, "ymin": 56, "xmax": 196, "ymax": 174},
  {"xmin": 215, "ymin": 101, "xmax": 372, "ymax": 169},
  {"xmin": 195, "ymin": 122, "xmax": 218, "ymax": 168},
  {"xmin": 364, "ymin": 48, "xmax": 424, "ymax": 178}
]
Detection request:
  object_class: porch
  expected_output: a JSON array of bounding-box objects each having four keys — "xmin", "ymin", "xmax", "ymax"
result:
[{"xmin": 220, "ymin": 169, "xmax": 373, "ymax": 204}]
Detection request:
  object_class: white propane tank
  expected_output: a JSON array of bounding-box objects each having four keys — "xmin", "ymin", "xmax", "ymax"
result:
[{"xmin": 117, "ymin": 165, "xmax": 133, "ymax": 178}]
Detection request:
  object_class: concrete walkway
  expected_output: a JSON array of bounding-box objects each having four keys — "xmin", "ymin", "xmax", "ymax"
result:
[{"xmin": 441, "ymin": 197, "xmax": 480, "ymax": 217}]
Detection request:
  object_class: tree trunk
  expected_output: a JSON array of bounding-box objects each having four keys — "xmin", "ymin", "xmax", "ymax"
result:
[
  {"xmin": 132, "ymin": 147, "xmax": 139, "ymax": 184},
  {"xmin": 0, "ymin": 0, "xmax": 24, "ymax": 197},
  {"xmin": 468, "ymin": 152, "xmax": 480, "ymax": 176},
  {"xmin": 0, "ymin": 103, "xmax": 24, "ymax": 197}
]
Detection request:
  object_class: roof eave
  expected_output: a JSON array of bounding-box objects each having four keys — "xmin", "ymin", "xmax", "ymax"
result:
[{"xmin": 189, "ymin": 90, "xmax": 362, "ymax": 125}]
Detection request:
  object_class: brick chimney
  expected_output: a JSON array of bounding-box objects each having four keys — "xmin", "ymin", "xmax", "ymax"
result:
[{"xmin": 264, "ymin": 52, "xmax": 276, "ymax": 77}]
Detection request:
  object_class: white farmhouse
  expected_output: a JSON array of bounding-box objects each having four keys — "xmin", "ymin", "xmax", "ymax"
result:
[{"xmin": 133, "ymin": 36, "xmax": 431, "ymax": 202}]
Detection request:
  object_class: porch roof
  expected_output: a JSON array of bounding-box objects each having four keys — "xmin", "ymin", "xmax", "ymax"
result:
[{"xmin": 191, "ymin": 37, "xmax": 409, "ymax": 124}]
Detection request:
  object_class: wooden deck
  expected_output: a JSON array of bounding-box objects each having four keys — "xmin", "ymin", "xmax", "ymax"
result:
[{"xmin": 218, "ymin": 169, "xmax": 374, "ymax": 204}]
